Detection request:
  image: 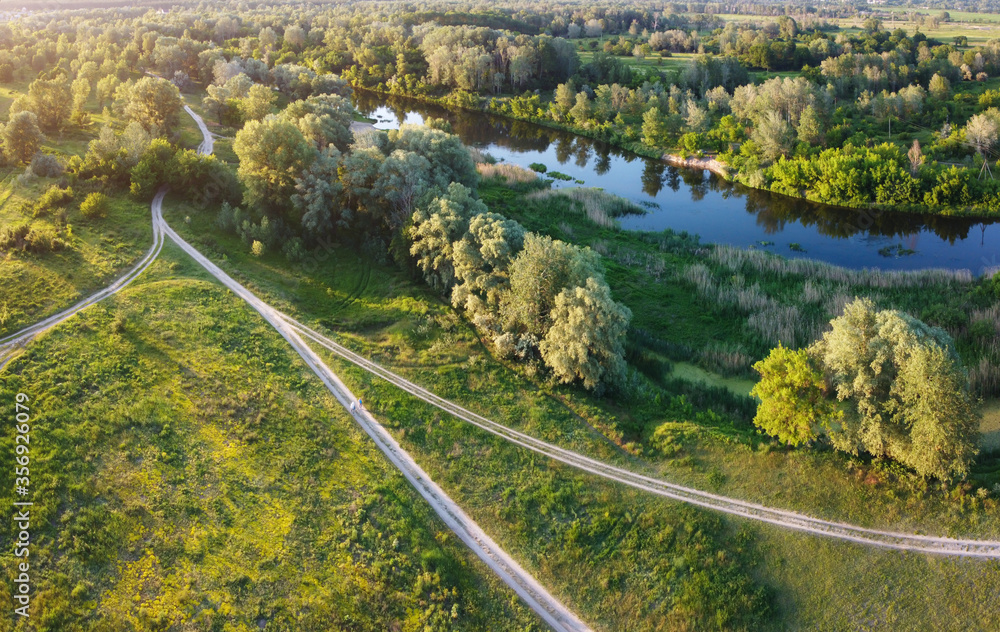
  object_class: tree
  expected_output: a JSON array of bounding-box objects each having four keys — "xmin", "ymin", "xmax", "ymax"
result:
[
  {"xmin": 284, "ymin": 24, "xmax": 307, "ymax": 49},
  {"xmin": 929, "ymin": 73, "xmax": 951, "ymax": 100},
  {"xmin": 2, "ymin": 111, "xmax": 43, "ymax": 163},
  {"xmin": 119, "ymin": 76, "xmax": 183, "ymax": 133},
  {"xmin": 965, "ymin": 111, "xmax": 999, "ymax": 162},
  {"xmin": 96, "ymin": 75, "xmax": 120, "ymax": 109},
  {"xmin": 501, "ymin": 234, "xmax": 601, "ymax": 337},
  {"xmin": 281, "ymin": 94, "xmax": 354, "ymax": 151},
  {"xmin": 377, "ymin": 149, "xmax": 432, "ymax": 231},
  {"xmin": 796, "ymin": 104, "xmax": 823, "ymax": 145},
  {"xmin": 388, "ymin": 126, "xmax": 478, "ymax": 191},
  {"xmin": 750, "ymin": 344, "xmax": 841, "ymax": 446},
  {"xmin": 540, "ymin": 277, "xmax": 631, "ymax": 391},
  {"xmin": 71, "ymin": 76, "xmax": 91, "ymax": 113},
  {"xmin": 292, "ymin": 145, "xmax": 346, "ymax": 239},
  {"xmin": 233, "ymin": 117, "xmax": 317, "ymax": 212},
  {"xmin": 641, "ymin": 107, "xmax": 668, "ymax": 147},
  {"xmin": 240, "ymin": 83, "xmax": 276, "ymax": 121},
  {"xmin": 907, "ymin": 139, "xmax": 924, "ymax": 173},
  {"xmin": 26, "ymin": 74, "xmax": 72, "ymax": 133},
  {"xmin": 451, "ymin": 212, "xmax": 525, "ymax": 315},
  {"xmin": 569, "ymin": 92, "xmax": 591, "ymax": 124},
  {"xmin": 409, "ymin": 183, "xmax": 485, "ymax": 292},
  {"xmin": 752, "ymin": 111, "xmax": 794, "ymax": 163},
  {"xmin": 809, "ymin": 298, "xmax": 980, "ymax": 479}
]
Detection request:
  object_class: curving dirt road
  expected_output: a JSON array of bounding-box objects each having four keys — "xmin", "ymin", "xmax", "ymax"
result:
[
  {"xmin": 3, "ymin": 105, "xmax": 999, "ymax": 626},
  {"xmin": 0, "ymin": 189, "xmax": 168, "ymax": 370},
  {"xmin": 151, "ymin": 190, "xmax": 592, "ymax": 632}
]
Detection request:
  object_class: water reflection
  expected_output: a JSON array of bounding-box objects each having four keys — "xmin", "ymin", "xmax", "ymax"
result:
[{"xmin": 353, "ymin": 90, "xmax": 1000, "ymax": 272}]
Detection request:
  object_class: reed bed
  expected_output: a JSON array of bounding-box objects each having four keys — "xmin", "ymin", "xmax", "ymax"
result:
[
  {"xmin": 679, "ymin": 263, "xmax": 815, "ymax": 347},
  {"xmin": 476, "ymin": 162, "xmax": 538, "ymax": 184},
  {"xmin": 528, "ymin": 187, "xmax": 645, "ymax": 229},
  {"xmin": 710, "ymin": 245, "xmax": 975, "ymax": 288}
]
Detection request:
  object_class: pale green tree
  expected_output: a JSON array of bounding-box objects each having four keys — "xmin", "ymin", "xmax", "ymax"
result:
[
  {"xmin": 119, "ymin": 76, "xmax": 183, "ymax": 132},
  {"xmin": 540, "ymin": 278, "xmax": 631, "ymax": 391},
  {"xmin": 451, "ymin": 212, "xmax": 526, "ymax": 315},
  {"xmin": 2, "ymin": 111, "xmax": 43, "ymax": 163},
  {"xmin": 409, "ymin": 182, "xmax": 485, "ymax": 292},
  {"xmin": 809, "ymin": 298, "xmax": 980, "ymax": 479},
  {"xmin": 233, "ymin": 116, "xmax": 317, "ymax": 212},
  {"xmin": 752, "ymin": 110, "xmax": 795, "ymax": 163},
  {"xmin": 501, "ymin": 234, "xmax": 601, "ymax": 337},
  {"xmin": 928, "ymin": 73, "xmax": 951, "ymax": 99}
]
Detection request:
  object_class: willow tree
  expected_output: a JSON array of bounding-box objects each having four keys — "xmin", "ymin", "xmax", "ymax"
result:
[
  {"xmin": 540, "ymin": 278, "xmax": 632, "ymax": 391},
  {"xmin": 811, "ymin": 299, "xmax": 979, "ymax": 479}
]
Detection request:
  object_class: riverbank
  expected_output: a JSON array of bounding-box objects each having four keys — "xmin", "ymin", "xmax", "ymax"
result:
[{"xmin": 351, "ymin": 85, "xmax": 999, "ymax": 221}]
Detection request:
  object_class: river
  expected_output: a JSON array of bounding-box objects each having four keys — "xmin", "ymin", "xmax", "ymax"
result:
[{"xmin": 353, "ymin": 91, "xmax": 1000, "ymax": 273}]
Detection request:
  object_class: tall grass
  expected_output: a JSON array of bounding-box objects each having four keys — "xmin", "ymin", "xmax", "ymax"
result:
[
  {"xmin": 476, "ymin": 162, "xmax": 538, "ymax": 184},
  {"xmin": 710, "ymin": 245, "xmax": 975, "ymax": 288},
  {"xmin": 528, "ymin": 187, "xmax": 645, "ymax": 229},
  {"xmin": 679, "ymin": 263, "xmax": 814, "ymax": 347}
]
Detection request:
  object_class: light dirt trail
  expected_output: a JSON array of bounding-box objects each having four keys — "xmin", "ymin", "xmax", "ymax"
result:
[
  {"xmin": 151, "ymin": 197, "xmax": 591, "ymax": 632},
  {"xmin": 284, "ymin": 318, "xmax": 1000, "ymax": 559},
  {"xmin": 0, "ymin": 189, "xmax": 167, "ymax": 370}
]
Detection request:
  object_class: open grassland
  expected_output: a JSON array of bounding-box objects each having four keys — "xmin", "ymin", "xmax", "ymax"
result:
[
  {"xmin": 0, "ymin": 178, "xmax": 151, "ymax": 339},
  {"xmin": 0, "ymin": 242, "xmax": 543, "ymax": 631},
  {"xmin": 164, "ymin": 192, "xmax": 1000, "ymax": 631}
]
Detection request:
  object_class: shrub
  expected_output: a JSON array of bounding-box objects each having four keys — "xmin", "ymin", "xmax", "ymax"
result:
[
  {"xmin": 251, "ymin": 240, "xmax": 265, "ymax": 257},
  {"xmin": 30, "ymin": 153, "xmax": 64, "ymax": 178},
  {"xmin": 33, "ymin": 185, "xmax": 74, "ymax": 217},
  {"xmin": 80, "ymin": 192, "xmax": 109, "ymax": 219}
]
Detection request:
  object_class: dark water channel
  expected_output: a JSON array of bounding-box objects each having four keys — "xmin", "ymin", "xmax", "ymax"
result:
[{"xmin": 353, "ymin": 91, "xmax": 1000, "ymax": 273}]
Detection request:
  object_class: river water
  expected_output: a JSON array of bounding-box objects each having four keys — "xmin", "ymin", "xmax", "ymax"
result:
[{"xmin": 353, "ymin": 91, "xmax": 1000, "ymax": 273}]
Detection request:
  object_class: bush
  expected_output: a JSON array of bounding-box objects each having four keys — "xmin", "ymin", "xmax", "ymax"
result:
[
  {"xmin": 80, "ymin": 192, "xmax": 109, "ymax": 219},
  {"xmin": 251, "ymin": 240, "xmax": 265, "ymax": 257},
  {"xmin": 30, "ymin": 153, "xmax": 64, "ymax": 178},
  {"xmin": 529, "ymin": 162, "xmax": 547, "ymax": 173},
  {"xmin": 33, "ymin": 185, "xmax": 74, "ymax": 217},
  {"xmin": 23, "ymin": 224, "xmax": 66, "ymax": 253}
]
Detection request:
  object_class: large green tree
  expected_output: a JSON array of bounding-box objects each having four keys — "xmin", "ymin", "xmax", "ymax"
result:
[
  {"xmin": 809, "ymin": 298, "xmax": 980, "ymax": 479},
  {"xmin": 2, "ymin": 111, "xmax": 44, "ymax": 163},
  {"xmin": 233, "ymin": 116, "xmax": 317, "ymax": 212},
  {"xmin": 539, "ymin": 278, "xmax": 632, "ymax": 390}
]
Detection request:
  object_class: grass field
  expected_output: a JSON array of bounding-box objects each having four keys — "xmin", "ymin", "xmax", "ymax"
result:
[
  {"xmin": 158, "ymin": 182, "xmax": 1000, "ymax": 630},
  {"xmin": 0, "ymin": 242, "xmax": 545, "ymax": 631},
  {"xmin": 0, "ymin": 178, "xmax": 152, "ymax": 339}
]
